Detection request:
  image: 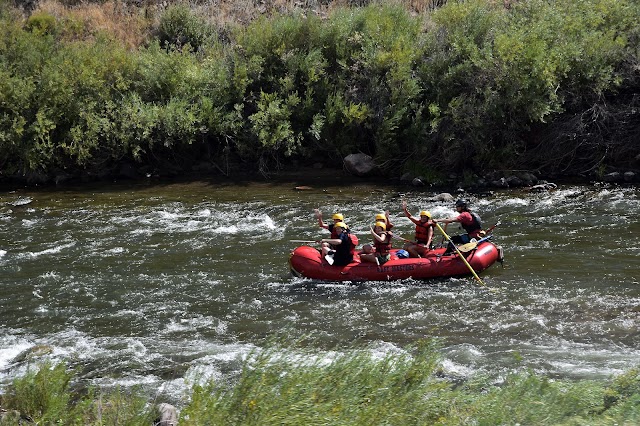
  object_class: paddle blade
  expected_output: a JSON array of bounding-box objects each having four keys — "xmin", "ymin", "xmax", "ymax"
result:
[
  {"xmin": 324, "ymin": 254, "xmax": 335, "ymax": 265},
  {"xmin": 457, "ymin": 242, "xmax": 478, "ymax": 253}
]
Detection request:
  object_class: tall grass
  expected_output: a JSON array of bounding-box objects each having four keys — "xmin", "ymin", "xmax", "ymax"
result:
[
  {"xmin": 0, "ymin": 362, "xmax": 155, "ymax": 425},
  {"xmin": 1, "ymin": 342, "xmax": 639, "ymax": 425}
]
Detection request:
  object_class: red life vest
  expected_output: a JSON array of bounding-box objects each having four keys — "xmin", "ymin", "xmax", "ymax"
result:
[
  {"xmin": 374, "ymin": 232, "xmax": 392, "ymax": 255},
  {"xmin": 415, "ymin": 221, "xmax": 433, "ymax": 244},
  {"xmin": 459, "ymin": 211, "xmax": 482, "ymax": 237},
  {"xmin": 348, "ymin": 233, "xmax": 359, "ymax": 254}
]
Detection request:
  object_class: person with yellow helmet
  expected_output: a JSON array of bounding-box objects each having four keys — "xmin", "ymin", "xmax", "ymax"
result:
[
  {"xmin": 360, "ymin": 221, "xmax": 392, "ymax": 265},
  {"xmin": 314, "ymin": 209, "xmax": 347, "ymax": 240},
  {"xmin": 374, "ymin": 210, "xmax": 394, "ymax": 232},
  {"xmin": 401, "ymin": 200, "xmax": 434, "ymax": 258},
  {"xmin": 320, "ymin": 222, "xmax": 357, "ymax": 266}
]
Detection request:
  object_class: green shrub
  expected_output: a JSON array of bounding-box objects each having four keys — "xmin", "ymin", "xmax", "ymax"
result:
[
  {"xmin": 2, "ymin": 362, "xmax": 71, "ymax": 423},
  {"xmin": 25, "ymin": 11, "xmax": 58, "ymax": 36},
  {"xmin": 157, "ymin": 5, "xmax": 212, "ymax": 51}
]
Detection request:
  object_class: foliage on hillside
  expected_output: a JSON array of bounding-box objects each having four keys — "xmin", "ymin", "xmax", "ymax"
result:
[
  {"xmin": 0, "ymin": 0, "xmax": 638, "ymax": 184},
  {"xmin": 1, "ymin": 342, "xmax": 639, "ymax": 424}
]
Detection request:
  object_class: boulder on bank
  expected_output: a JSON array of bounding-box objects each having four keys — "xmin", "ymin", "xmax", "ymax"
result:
[
  {"xmin": 603, "ymin": 172, "xmax": 622, "ymax": 183},
  {"xmin": 430, "ymin": 193, "xmax": 455, "ymax": 203},
  {"xmin": 412, "ymin": 177, "xmax": 425, "ymax": 187},
  {"xmin": 529, "ymin": 182, "xmax": 558, "ymax": 192},
  {"xmin": 154, "ymin": 403, "xmax": 178, "ymax": 426},
  {"xmin": 11, "ymin": 344, "xmax": 53, "ymax": 364},
  {"xmin": 343, "ymin": 153, "xmax": 376, "ymax": 177}
]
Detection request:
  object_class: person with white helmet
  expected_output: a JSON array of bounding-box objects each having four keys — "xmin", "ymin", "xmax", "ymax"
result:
[
  {"xmin": 360, "ymin": 221, "xmax": 392, "ymax": 265},
  {"xmin": 401, "ymin": 200, "xmax": 434, "ymax": 258},
  {"xmin": 432, "ymin": 198, "xmax": 483, "ymax": 253}
]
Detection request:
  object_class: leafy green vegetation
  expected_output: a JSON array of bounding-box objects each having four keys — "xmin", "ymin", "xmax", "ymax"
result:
[
  {"xmin": 0, "ymin": 0, "xmax": 638, "ymax": 183},
  {"xmin": 0, "ymin": 361, "xmax": 153, "ymax": 425},
  {"xmin": 1, "ymin": 342, "xmax": 639, "ymax": 425}
]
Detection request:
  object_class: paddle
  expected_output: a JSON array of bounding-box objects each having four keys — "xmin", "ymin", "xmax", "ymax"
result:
[
  {"xmin": 485, "ymin": 221, "xmax": 501, "ymax": 235},
  {"xmin": 457, "ymin": 235, "xmax": 493, "ymax": 253},
  {"xmin": 439, "ymin": 223, "xmax": 448, "ymax": 247},
  {"xmin": 394, "ymin": 235, "xmax": 417, "ymax": 244},
  {"xmin": 455, "ymin": 221, "xmax": 501, "ymax": 252},
  {"xmin": 434, "ymin": 222, "xmax": 487, "ymax": 287}
]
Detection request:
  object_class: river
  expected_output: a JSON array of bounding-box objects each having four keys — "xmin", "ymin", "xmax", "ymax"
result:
[{"xmin": 1, "ymin": 179, "xmax": 639, "ymax": 402}]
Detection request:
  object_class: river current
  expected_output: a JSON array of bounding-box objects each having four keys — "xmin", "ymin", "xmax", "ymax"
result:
[{"xmin": 1, "ymin": 180, "xmax": 638, "ymax": 402}]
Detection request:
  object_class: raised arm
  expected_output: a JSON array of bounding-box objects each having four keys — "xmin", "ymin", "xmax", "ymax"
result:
[
  {"xmin": 384, "ymin": 210, "xmax": 393, "ymax": 228},
  {"xmin": 314, "ymin": 209, "xmax": 328, "ymax": 229},
  {"xmin": 370, "ymin": 225, "xmax": 387, "ymax": 243},
  {"xmin": 401, "ymin": 200, "xmax": 419, "ymax": 225}
]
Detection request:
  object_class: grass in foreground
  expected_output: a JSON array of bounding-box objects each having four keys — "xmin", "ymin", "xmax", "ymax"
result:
[{"xmin": 1, "ymin": 340, "xmax": 639, "ymax": 425}]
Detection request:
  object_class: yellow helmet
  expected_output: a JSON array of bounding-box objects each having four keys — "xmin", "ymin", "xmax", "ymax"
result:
[
  {"xmin": 375, "ymin": 213, "xmax": 386, "ymax": 221},
  {"xmin": 374, "ymin": 221, "xmax": 386, "ymax": 230},
  {"xmin": 334, "ymin": 221, "xmax": 347, "ymax": 229},
  {"xmin": 332, "ymin": 213, "xmax": 344, "ymax": 221},
  {"xmin": 419, "ymin": 210, "xmax": 431, "ymax": 218}
]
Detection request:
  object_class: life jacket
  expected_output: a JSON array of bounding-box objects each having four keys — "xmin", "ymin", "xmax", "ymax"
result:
[
  {"xmin": 461, "ymin": 212, "xmax": 482, "ymax": 234},
  {"xmin": 374, "ymin": 232, "xmax": 392, "ymax": 255},
  {"xmin": 348, "ymin": 233, "xmax": 359, "ymax": 254},
  {"xmin": 414, "ymin": 221, "xmax": 433, "ymax": 244}
]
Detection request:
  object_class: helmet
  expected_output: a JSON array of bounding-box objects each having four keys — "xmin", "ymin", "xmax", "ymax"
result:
[
  {"xmin": 374, "ymin": 221, "xmax": 386, "ymax": 230},
  {"xmin": 455, "ymin": 199, "xmax": 468, "ymax": 208},
  {"xmin": 375, "ymin": 213, "xmax": 386, "ymax": 221},
  {"xmin": 332, "ymin": 213, "xmax": 344, "ymax": 221},
  {"xmin": 396, "ymin": 249, "xmax": 410, "ymax": 259},
  {"xmin": 419, "ymin": 210, "xmax": 431, "ymax": 218},
  {"xmin": 334, "ymin": 221, "xmax": 347, "ymax": 229}
]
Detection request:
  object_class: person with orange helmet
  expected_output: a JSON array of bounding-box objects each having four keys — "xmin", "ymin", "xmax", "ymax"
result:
[{"xmin": 401, "ymin": 200, "xmax": 434, "ymax": 258}]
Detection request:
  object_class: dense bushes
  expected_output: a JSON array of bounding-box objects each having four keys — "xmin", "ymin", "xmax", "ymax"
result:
[
  {"xmin": 0, "ymin": 0, "xmax": 638, "ymax": 183},
  {"xmin": 1, "ymin": 344, "xmax": 639, "ymax": 424}
]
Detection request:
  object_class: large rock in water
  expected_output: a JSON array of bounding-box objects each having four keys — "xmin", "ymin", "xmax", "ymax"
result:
[{"xmin": 343, "ymin": 153, "xmax": 376, "ymax": 176}]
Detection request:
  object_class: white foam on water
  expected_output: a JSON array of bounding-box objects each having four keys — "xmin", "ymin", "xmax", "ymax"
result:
[
  {"xmin": 38, "ymin": 271, "xmax": 60, "ymax": 279},
  {"xmin": 367, "ymin": 341, "xmax": 406, "ymax": 360},
  {"xmin": 113, "ymin": 309, "xmax": 145, "ymax": 319},
  {"xmin": 0, "ymin": 250, "xmax": 6, "ymax": 258},
  {"xmin": 105, "ymin": 246, "xmax": 126, "ymax": 254},
  {"xmin": 92, "ymin": 374, "xmax": 160, "ymax": 389},
  {"xmin": 126, "ymin": 339, "xmax": 148, "ymax": 357},
  {"xmin": 499, "ymin": 198, "xmax": 530, "ymax": 208},
  {"xmin": 25, "ymin": 242, "xmax": 76, "ymax": 258},
  {"xmin": 0, "ymin": 337, "xmax": 34, "ymax": 371},
  {"xmin": 164, "ymin": 319, "xmax": 194, "ymax": 333},
  {"xmin": 441, "ymin": 358, "xmax": 475, "ymax": 377}
]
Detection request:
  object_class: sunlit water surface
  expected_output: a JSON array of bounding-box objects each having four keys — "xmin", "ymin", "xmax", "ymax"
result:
[{"xmin": 1, "ymin": 180, "xmax": 638, "ymax": 403}]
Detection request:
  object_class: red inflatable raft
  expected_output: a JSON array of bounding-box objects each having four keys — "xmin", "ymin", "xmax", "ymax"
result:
[{"xmin": 289, "ymin": 241, "xmax": 503, "ymax": 282}]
